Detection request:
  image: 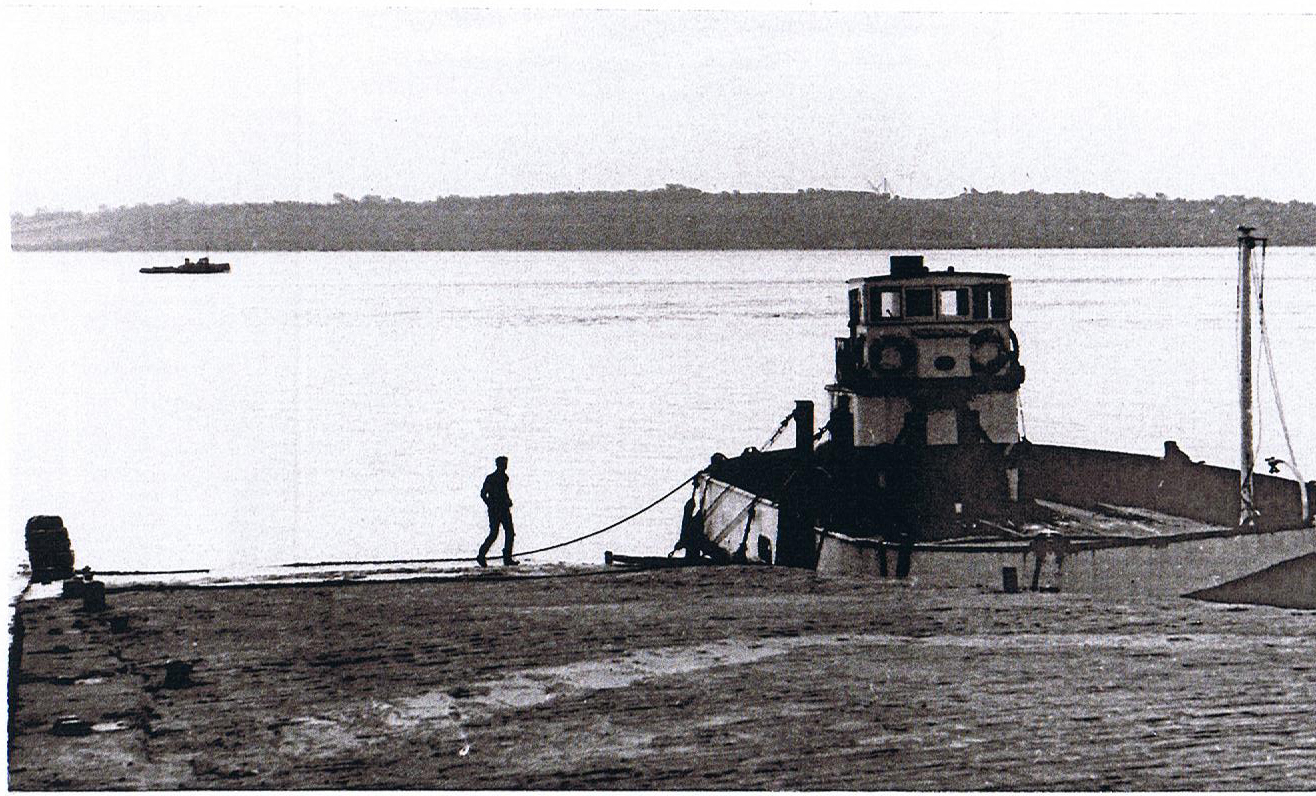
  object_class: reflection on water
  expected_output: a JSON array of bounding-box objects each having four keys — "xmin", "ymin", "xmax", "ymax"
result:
[{"xmin": 9, "ymin": 248, "xmax": 1315, "ymax": 571}]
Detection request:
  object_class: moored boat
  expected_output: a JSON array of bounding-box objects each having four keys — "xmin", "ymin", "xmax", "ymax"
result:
[
  {"xmin": 686, "ymin": 231, "xmax": 1315, "ymax": 606},
  {"xmin": 140, "ymin": 256, "xmax": 230, "ymax": 274}
]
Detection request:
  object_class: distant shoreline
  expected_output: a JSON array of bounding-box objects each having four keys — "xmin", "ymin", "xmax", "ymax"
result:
[{"xmin": 12, "ymin": 187, "xmax": 1316, "ymax": 252}]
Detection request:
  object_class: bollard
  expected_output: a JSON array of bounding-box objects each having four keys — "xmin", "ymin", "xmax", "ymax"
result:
[
  {"xmin": 61, "ymin": 578, "xmax": 87, "ymax": 599},
  {"xmin": 794, "ymin": 400, "xmax": 815, "ymax": 456},
  {"xmin": 81, "ymin": 581, "xmax": 106, "ymax": 612},
  {"xmin": 1002, "ymin": 566, "xmax": 1019, "ymax": 594},
  {"xmin": 163, "ymin": 660, "xmax": 193, "ymax": 689}
]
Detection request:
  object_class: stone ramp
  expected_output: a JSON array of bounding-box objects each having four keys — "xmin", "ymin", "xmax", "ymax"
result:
[{"xmin": 1187, "ymin": 552, "xmax": 1316, "ymax": 609}]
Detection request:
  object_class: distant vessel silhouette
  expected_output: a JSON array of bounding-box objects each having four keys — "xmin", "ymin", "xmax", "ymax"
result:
[{"xmin": 140, "ymin": 256, "xmax": 230, "ymax": 274}]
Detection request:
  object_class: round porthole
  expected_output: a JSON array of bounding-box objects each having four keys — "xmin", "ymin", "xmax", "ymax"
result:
[
  {"xmin": 934, "ymin": 355, "xmax": 956, "ymax": 372},
  {"xmin": 868, "ymin": 335, "xmax": 917, "ymax": 375}
]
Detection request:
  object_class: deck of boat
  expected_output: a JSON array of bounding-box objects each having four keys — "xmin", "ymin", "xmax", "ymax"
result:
[{"xmin": 697, "ymin": 441, "xmax": 1314, "ymax": 602}]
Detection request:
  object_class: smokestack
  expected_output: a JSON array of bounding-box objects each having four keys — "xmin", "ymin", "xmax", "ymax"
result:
[
  {"xmin": 890, "ymin": 255, "xmax": 927, "ymax": 278},
  {"xmin": 795, "ymin": 400, "xmax": 814, "ymax": 456}
]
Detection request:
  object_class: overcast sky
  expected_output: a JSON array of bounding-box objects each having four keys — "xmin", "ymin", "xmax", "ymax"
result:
[{"xmin": 8, "ymin": 6, "xmax": 1316, "ymax": 212}]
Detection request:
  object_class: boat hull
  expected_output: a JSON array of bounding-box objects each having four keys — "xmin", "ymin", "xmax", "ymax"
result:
[
  {"xmin": 139, "ymin": 263, "xmax": 230, "ymax": 274},
  {"xmin": 693, "ymin": 442, "xmax": 1316, "ymax": 605},
  {"xmin": 815, "ymin": 526, "xmax": 1316, "ymax": 604}
]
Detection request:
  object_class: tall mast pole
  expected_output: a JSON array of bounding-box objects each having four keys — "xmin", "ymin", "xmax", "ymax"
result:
[{"xmin": 1238, "ymin": 226, "xmax": 1260, "ymax": 528}]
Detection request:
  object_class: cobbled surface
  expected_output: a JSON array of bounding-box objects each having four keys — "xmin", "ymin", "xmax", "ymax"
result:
[{"xmin": 9, "ymin": 565, "xmax": 1316, "ymax": 789}]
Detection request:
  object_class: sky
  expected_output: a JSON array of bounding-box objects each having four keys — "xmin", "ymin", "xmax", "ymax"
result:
[{"xmin": 7, "ymin": 5, "xmax": 1316, "ymax": 212}]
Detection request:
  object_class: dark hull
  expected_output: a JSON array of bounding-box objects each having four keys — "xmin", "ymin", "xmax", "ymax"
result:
[
  {"xmin": 140, "ymin": 263, "xmax": 230, "ymax": 274},
  {"xmin": 695, "ymin": 442, "xmax": 1315, "ymax": 603},
  {"xmin": 814, "ymin": 526, "xmax": 1315, "ymax": 605}
]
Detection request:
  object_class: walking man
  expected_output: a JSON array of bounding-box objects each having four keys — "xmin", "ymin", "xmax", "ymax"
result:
[{"xmin": 478, "ymin": 456, "xmax": 518, "ymax": 567}]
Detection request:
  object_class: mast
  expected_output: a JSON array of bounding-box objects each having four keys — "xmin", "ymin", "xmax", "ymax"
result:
[{"xmin": 1237, "ymin": 226, "xmax": 1263, "ymax": 528}]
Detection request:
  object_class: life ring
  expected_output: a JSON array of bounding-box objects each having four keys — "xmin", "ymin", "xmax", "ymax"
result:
[
  {"xmin": 868, "ymin": 335, "xmax": 917, "ymax": 375},
  {"xmin": 969, "ymin": 328, "xmax": 1013, "ymax": 374}
]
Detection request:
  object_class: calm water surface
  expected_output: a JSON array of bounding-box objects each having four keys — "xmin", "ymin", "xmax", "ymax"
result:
[{"xmin": 8, "ymin": 249, "xmax": 1315, "ymax": 571}]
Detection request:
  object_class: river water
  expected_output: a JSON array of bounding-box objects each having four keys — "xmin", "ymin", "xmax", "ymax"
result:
[{"xmin": 7, "ymin": 248, "xmax": 1315, "ymax": 572}]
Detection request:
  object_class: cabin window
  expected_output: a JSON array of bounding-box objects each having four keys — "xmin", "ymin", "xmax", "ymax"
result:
[
  {"xmin": 878, "ymin": 289, "xmax": 902, "ymax": 319},
  {"xmin": 870, "ymin": 288, "xmax": 902, "ymax": 320},
  {"xmin": 905, "ymin": 288, "xmax": 935, "ymax": 317},
  {"xmin": 848, "ymin": 288, "xmax": 861, "ymax": 327},
  {"xmin": 939, "ymin": 288, "xmax": 970, "ymax": 317},
  {"xmin": 972, "ymin": 284, "xmax": 1009, "ymax": 319}
]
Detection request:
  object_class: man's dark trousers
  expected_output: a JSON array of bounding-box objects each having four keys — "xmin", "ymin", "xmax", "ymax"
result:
[{"xmin": 480, "ymin": 507, "xmax": 514, "ymax": 562}]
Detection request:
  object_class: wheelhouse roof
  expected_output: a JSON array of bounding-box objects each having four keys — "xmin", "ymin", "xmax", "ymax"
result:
[{"xmin": 847, "ymin": 271, "xmax": 1010, "ymax": 286}]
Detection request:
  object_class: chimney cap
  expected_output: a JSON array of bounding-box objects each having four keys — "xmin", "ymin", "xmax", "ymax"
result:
[{"xmin": 890, "ymin": 255, "xmax": 928, "ymax": 278}]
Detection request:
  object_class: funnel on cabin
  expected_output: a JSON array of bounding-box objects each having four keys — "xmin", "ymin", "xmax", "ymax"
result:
[{"xmin": 889, "ymin": 255, "xmax": 928, "ymax": 278}]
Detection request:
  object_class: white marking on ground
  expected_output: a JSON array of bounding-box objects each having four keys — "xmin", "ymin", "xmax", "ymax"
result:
[{"xmin": 279, "ymin": 630, "xmax": 1312, "ymax": 761}]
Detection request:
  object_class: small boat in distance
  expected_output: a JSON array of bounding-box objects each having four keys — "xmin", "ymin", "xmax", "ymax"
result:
[{"xmin": 140, "ymin": 256, "xmax": 230, "ymax": 274}]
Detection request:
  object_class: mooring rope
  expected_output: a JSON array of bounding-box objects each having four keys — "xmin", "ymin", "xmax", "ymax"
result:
[
  {"xmin": 282, "ymin": 412, "xmax": 798, "ymax": 569},
  {"xmin": 511, "ymin": 474, "xmax": 697, "ymax": 557},
  {"xmin": 55, "ymin": 416, "xmax": 796, "ymax": 578},
  {"xmin": 280, "ymin": 473, "xmax": 697, "ymax": 569},
  {"xmin": 88, "ymin": 568, "xmax": 213, "ymax": 577}
]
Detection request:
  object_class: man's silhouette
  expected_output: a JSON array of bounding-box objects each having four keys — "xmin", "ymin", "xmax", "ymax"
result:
[{"xmin": 478, "ymin": 456, "xmax": 517, "ymax": 567}]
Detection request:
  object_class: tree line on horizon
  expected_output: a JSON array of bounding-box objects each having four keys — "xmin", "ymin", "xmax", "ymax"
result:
[{"xmin": 11, "ymin": 186, "xmax": 1316, "ymax": 251}]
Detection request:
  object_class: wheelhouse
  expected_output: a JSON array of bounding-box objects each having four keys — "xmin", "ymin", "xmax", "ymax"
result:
[
  {"xmin": 848, "ymin": 266, "xmax": 1011, "ymax": 329},
  {"xmin": 829, "ymin": 255, "xmax": 1025, "ymax": 447}
]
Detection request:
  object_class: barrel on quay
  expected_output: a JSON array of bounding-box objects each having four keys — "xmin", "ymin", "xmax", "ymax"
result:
[{"xmin": 24, "ymin": 516, "xmax": 75, "ymax": 584}]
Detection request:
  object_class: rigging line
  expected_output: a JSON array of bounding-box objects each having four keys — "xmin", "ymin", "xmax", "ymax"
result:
[
  {"xmin": 702, "ymin": 449, "xmax": 767, "ymax": 518},
  {"xmin": 760, "ymin": 410, "xmax": 795, "ymax": 451},
  {"xmin": 1255, "ymin": 245, "xmax": 1305, "ymax": 486},
  {"xmin": 704, "ymin": 481, "xmax": 753, "ymax": 545},
  {"xmin": 700, "ymin": 412, "xmax": 806, "ymax": 546},
  {"xmin": 1251, "ymin": 252, "xmax": 1265, "ymax": 462},
  {"xmin": 280, "ymin": 473, "xmax": 696, "ymax": 569},
  {"xmin": 708, "ymin": 495, "xmax": 759, "ymax": 546},
  {"xmin": 812, "ymin": 419, "xmax": 832, "ymax": 443},
  {"xmin": 700, "ymin": 412, "xmax": 799, "ymax": 517},
  {"xmin": 733, "ymin": 500, "xmax": 758, "ymax": 559},
  {"xmin": 702, "ymin": 478, "xmax": 742, "ymax": 518}
]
